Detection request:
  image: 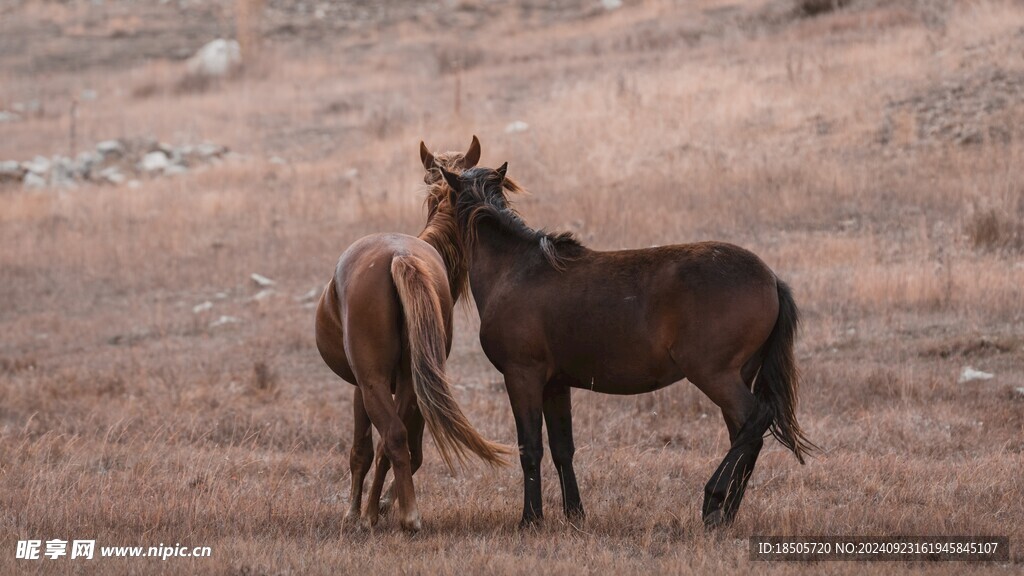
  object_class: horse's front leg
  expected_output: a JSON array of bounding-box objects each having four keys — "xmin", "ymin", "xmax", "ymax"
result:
[
  {"xmin": 505, "ymin": 366, "xmax": 546, "ymax": 528},
  {"xmin": 543, "ymin": 377, "xmax": 584, "ymax": 522}
]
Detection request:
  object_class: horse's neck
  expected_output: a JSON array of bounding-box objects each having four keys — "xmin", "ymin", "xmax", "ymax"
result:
[
  {"xmin": 467, "ymin": 221, "xmax": 533, "ymax": 311},
  {"xmin": 418, "ymin": 218, "xmax": 467, "ymax": 303}
]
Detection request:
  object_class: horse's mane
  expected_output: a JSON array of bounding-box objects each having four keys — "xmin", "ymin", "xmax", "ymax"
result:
[
  {"xmin": 458, "ymin": 169, "xmax": 583, "ymax": 271},
  {"xmin": 418, "ymin": 152, "xmax": 470, "ymax": 302}
]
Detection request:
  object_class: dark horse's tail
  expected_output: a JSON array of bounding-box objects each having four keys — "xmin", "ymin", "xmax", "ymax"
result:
[
  {"xmin": 755, "ymin": 279, "xmax": 818, "ymax": 464},
  {"xmin": 390, "ymin": 255, "xmax": 513, "ymax": 472}
]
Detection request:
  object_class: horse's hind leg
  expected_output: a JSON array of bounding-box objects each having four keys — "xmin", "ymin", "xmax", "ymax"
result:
[
  {"xmin": 379, "ymin": 371, "xmax": 425, "ymax": 516},
  {"xmin": 345, "ymin": 387, "xmax": 374, "ymax": 525},
  {"xmin": 358, "ymin": 374, "xmax": 421, "ymax": 531},
  {"xmin": 543, "ymin": 377, "xmax": 584, "ymax": 522},
  {"xmin": 690, "ymin": 372, "xmax": 772, "ymax": 528}
]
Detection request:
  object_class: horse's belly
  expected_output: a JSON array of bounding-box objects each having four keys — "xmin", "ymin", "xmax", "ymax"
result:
[{"xmin": 562, "ymin": 352, "xmax": 682, "ymax": 395}]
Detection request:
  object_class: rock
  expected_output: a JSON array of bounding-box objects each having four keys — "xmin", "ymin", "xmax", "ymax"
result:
[
  {"xmin": 252, "ymin": 289, "xmax": 275, "ymax": 301},
  {"xmin": 185, "ymin": 39, "xmax": 242, "ymax": 78},
  {"xmin": 296, "ymin": 287, "xmax": 321, "ymax": 302},
  {"xmin": 0, "ymin": 160, "xmax": 26, "ymax": 183},
  {"xmin": 98, "ymin": 166, "xmax": 125, "ymax": 185},
  {"xmin": 23, "ymin": 172, "xmax": 46, "ymax": 189},
  {"xmin": 164, "ymin": 164, "xmax": 189, "ymax": 176},
  {"xmin": 23, "ymin": 156, "xmax": 51, "ymax": 175},
  {"xmin": 958, "ymin": 366, "xmax": 994, "ymax": 383},
  {"xmin": 1014, "ymin": 387, "xmax": 1024, "ymax": 399},
  {"xmin": 75, "ymin": 151, "xmax": 103, "ymax": 177},
  {"xmin": 140, "ymin": 151, "xmax": 170, "ymax": 173},
  {"xmin": 192, "ymin": 301, "xmax": 214, "ymax": 314},
  {"xmin": 0, "ymin": 111, "xmax": 20, "ymax": 123},
  {"xmin": 250, "ymin": 273, "xmax": 275, "ymax": 287},
  {"xmin": 269, "ymin": 156, "xmax": 287, "ymax": 165},
  {"xmin": 195, "ymin": 143, "xmax": 227, "ymax": 158},
  {"xmin": 96, "ymin": 140, "xmax": 125, "ymax": 158},
  {"xmin": 209, "ymin": 315, "xmax": 241, "ymax": 328},
  {"xmin": 80, "ymin": 89, "xmax": 98, "ymax": 101},
  {"xmin": 601, "ymin": 0, "xmax": 623, "ymax": 10},
  {"xmin": 505, "ymin": 120, "xmax": 529, "ymax": 133}
]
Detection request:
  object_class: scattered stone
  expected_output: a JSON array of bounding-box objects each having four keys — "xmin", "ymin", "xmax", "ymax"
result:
[
  {"xmin": 209, "ymin": 315, "xmax": 241, "ymax": 328},
  {"xmin": 23, "ymin": 156, "xmax": 51, "ymax": 175},
  {"xmin": 186, "ymin": 39, "xmax": 242, "ymax": 78},
  {"xmin": 1, "ymin": 138, "xmax": 233, "ymax": 189},
  {"xmin": 958, "ymin": 366, "xmax": 995, "ymax": 383},
  {"xmin": 1014, "ymin": 387, "xmax": 1024, "ymax": 398},
  {"xmin": 140, "ymin": 151, "xmax": 170, "ymax": 173},
  {"xmin": 505, "ymin": 120, "xmax": 530, "ymax": 133},
  {"xmin": 96, "ymin": 140, "xmax": 125, "ymax": 158},
  {"xmin": 250, "ymin": 273, "xmax": 275, "ymax": 287},
  {"xmin": 23, "ymin": 172, "xmax": 46, "ymax": 189},
  {"xmin": 269, "ymin": 156, "xmax": 287, "ymax": 165},
  {"xmin": 0, "ymin": 161, "xmax": 25, "ymax": 183},
  {"xmin": 192, "ymin": 301, "xmax": 214, "ymax": 314},
  {"xmin": 296, "ymin": 287, "xmax": 321, "ymax": 302},
  {"xmin": 252, "ymin": 289, "xmax": 275, "ymax": 301},
  {"xmin": 601, "ymin": 0, "xmax": 623, "ymax": 10},
  {"xmin": 98, "ymin": 166, "xmax": 125, "ymax": 185},
  {"xmin": 0, "ymin": 111, "xmax": 20, "ymax": 123}
]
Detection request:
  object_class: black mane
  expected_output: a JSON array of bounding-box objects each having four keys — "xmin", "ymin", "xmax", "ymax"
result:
[{"xmin": 455, "ymin": 167, "xmax": 583, "ymax": 270}]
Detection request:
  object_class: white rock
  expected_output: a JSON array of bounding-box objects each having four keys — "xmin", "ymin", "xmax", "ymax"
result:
[
  {"xmin": 269, "ymin": 156, "xmax": 287, "ymax": 165},
  {"xmin": 958, "ymin": 367, "xmax": 994, "ymax": 383},
  {"xmin": 164, "ymin": 164, "xmax": 189, "ymax": 176},
  {"xmin": 127, "ymin": 180, "xmax": 141, "ymax": 189},
  {"xmin": 23, "ymin": 156, "xmax": 51, "ymax": 175},
  {"xmin": 99, "ymin": 166, "xmax": 125, "ymax": 185},
  {"xmin": 1014, "ymin": 387, "xmax": 1024, "ymax": 398},
  {"xmin": 0, "ymin": 160, "xmax": 25, "ymax": 182},
  {"xmin": 192, "ymin": 301, "xmax": 214, "ymax": 314},
  {"xmin": 96, "ymin": 140, "xmax": 125, "ymax": 157},
  {"xmin": 140, "ymin": 151, "xmax": 170, "ymax": 172},
  {"xmin": 209, "ymin": 315, "xmax": 241, "ymax": 328},
  {"xmin": 75, "ymin": 151, "xmax": 102, "ymax": 175},
  {"xmin": 296, "ymin": 287, "xmax": 321, "ymax": 302},
  {"xmin": 250, "ymin": 273, "xmax": 275, "ymax": 287},
  {"xmin": 80, "ymin": 89, "xmax": 98, "ymax": 101},
  {"xmin": 23, "ymin": 172, "xmax": 46, "ymax": 188},
  {"xmin": 0, "ymin": 111, "xmax": 20, "ymax": 123},
  {"xmin": 505, "ymin": 120, "xmax": 529, "ymax": 134},
  {"xmin": 601, "ymin": 0, "xmax": 623, "ymax": 9},
  {"xmin": 195, "ymin": 143, "xmax": 227, "ymax": 158},
  {"xmin": 186, "ymin": 39, "xmax": 242, "ymax": 78},
  {"xmin": 252, "ymin": 289, "xmax": 275, "ymax": 301}
]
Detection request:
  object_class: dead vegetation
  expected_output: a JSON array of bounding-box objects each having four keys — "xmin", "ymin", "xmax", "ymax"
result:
[{"xmin": 0, "ymin": 0, "xmax": 1022, "ymax": 574}]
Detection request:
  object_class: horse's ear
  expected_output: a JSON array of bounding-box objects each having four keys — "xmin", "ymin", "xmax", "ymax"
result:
[
  {"xmin": 439, "ymin": 166, "xmax": 460, "ymax": 192},
  {"xmin": 464, "ymin": 135, "xmax": 481, "ymax": 168},
  {"xmin": 496, "ymin": 162, "xmax": 508, "ymax": 180},
  {"xmin": 420, "ymin": 141, "xmax": 435, "ymax": 171}
]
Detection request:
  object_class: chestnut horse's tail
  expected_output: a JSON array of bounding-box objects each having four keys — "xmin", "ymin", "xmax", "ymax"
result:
[
  {"xmin": 755, "ymin": 279, "xmax": 818, "ymax": 464},
  {"xmin": 390, "ymin": 255, "xmax": 513, "ymax": 472}
]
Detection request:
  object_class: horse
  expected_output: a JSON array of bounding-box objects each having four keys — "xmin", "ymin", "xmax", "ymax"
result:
[
  {"xmin": 314, "ymin": 137, "xmax": 511, "ymax": 532},
  {"xmin": 437, "ymin": 163, "xmax": 817, "ymax": 528}
]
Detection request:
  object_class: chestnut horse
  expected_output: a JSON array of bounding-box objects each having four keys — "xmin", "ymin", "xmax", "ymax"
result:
[
  {"xmin": 315, "ymin": 137, "xmax": 510, "ymax": 531},
  {"xmin": 438, "ymin": 164, "xmax": 816, "ymax": 528}
]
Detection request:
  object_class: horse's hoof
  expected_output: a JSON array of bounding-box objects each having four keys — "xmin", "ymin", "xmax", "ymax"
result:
[
  {"xmin": 518, "ymin": 516, "xmax": 543, "ymax": 531},
  {"xmin": 401, "ymin": 513, "xmax": 422, "ymax": 532},
  {"xmin": 362, "ymin": 514, "xmax": 379, "ymax": 530},
  {"xmin": 702, "ymin": 509, "xmax": 727, "ymax": 529}
]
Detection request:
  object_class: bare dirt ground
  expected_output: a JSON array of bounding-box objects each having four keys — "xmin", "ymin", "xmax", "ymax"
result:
[{"xmin": 1, "ymin": 0, "xmax": 1023, "ymax": 574}]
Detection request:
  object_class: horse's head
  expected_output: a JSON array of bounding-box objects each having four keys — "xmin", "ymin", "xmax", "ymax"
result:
[
  {"xmin": 438, "ymin": 162, "xmax": 517, "ymax": 218},
  {"xmin": 419, "ymin": 135, "xmax": 482, "ymax": 220}
]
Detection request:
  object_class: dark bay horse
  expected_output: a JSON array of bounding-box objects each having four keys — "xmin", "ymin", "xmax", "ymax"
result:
[
  {"xmin": 315, "ymin": 137, "xmax": 510, "ymax": 531},
  {"xmin": 438, "ymin": 164, "xmax": 816, "ymax": 528}
]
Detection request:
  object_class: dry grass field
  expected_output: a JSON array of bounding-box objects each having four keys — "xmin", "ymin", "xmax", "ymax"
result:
[{"xmin": 1, "ymin": 0, "xmax": 1023, "ymax": 573}]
